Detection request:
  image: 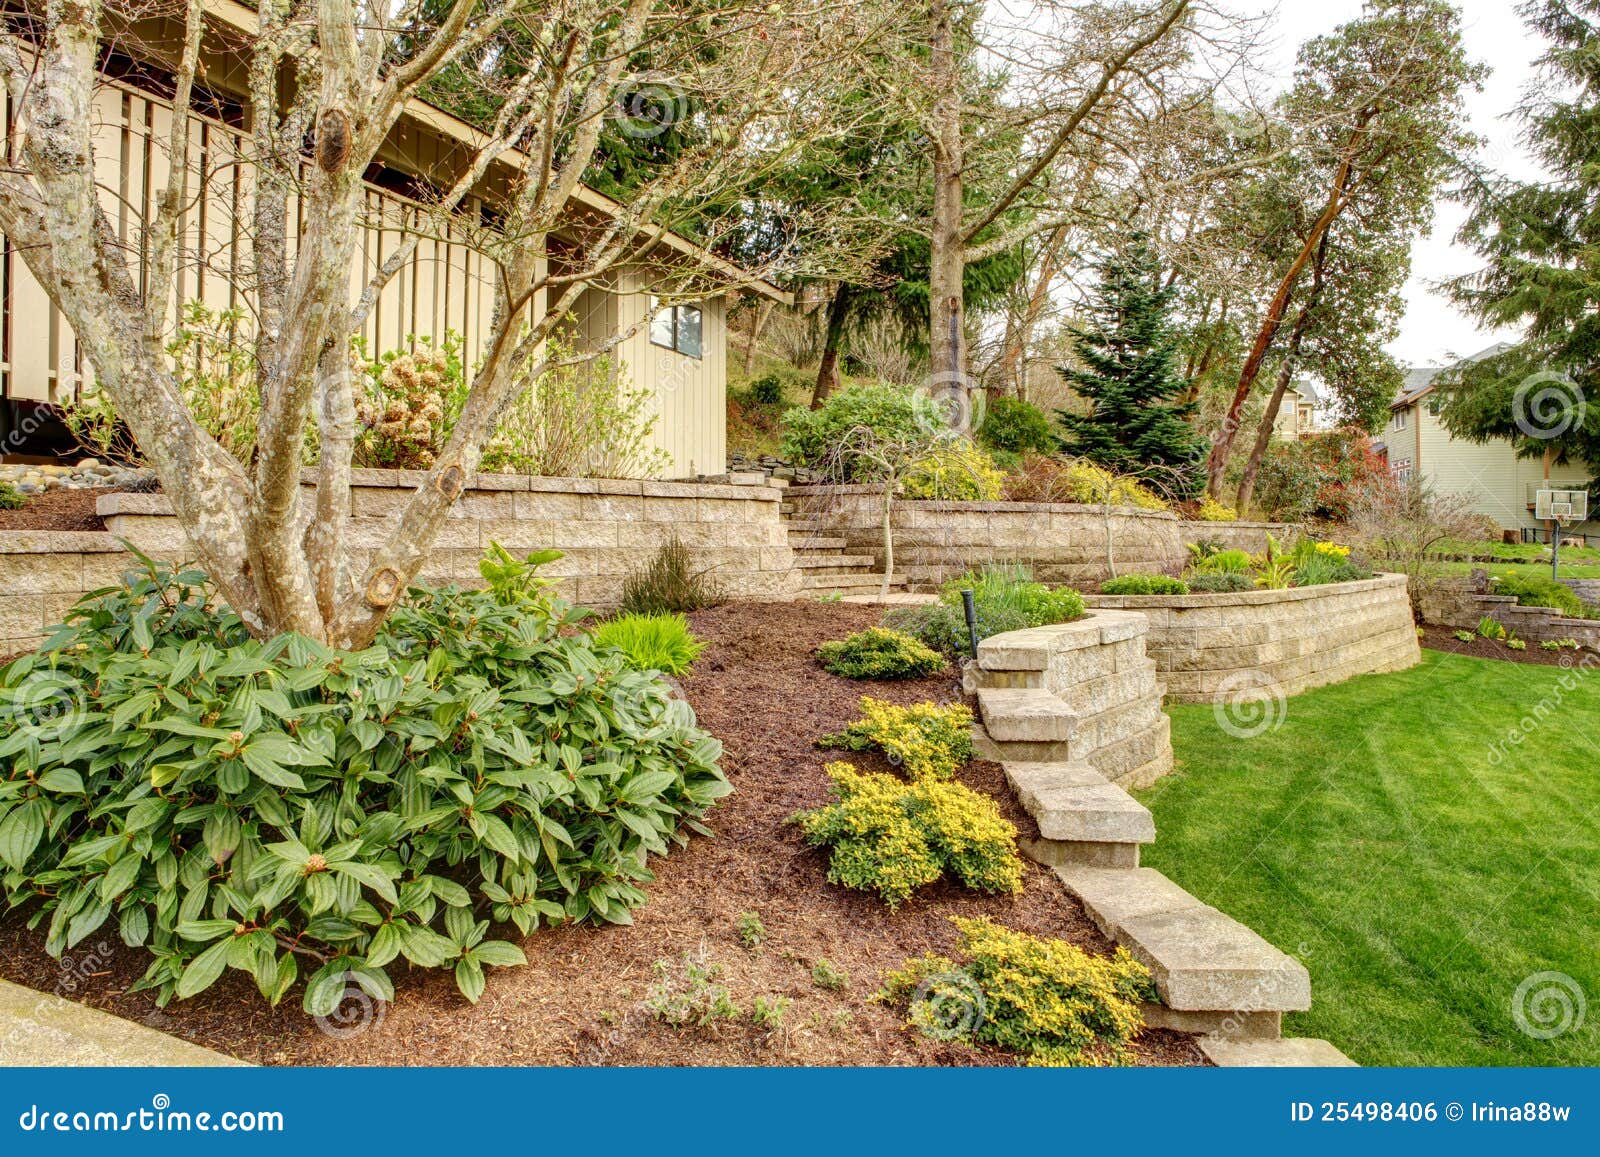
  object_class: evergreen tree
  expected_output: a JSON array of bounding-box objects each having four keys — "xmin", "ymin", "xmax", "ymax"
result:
[
  {"xmin": 1056, "ymin": 239, "xmax": 1205, "ymax": 494},
  {"xmin": 1440, "ymin": 0, "xmax": 1600, "ymax": 471}
]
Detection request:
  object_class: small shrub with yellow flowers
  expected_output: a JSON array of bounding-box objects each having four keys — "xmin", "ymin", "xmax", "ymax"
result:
[
  {"xmin": 791, "ymin": 763, "xmax": 1022, "ymax": 907},
  {"xmin": 877, "ymin": 916, "xmax": 1155, "ymax": 1065},
  {"xmin": 817, "ymin": 698, "xmax": 974, "ymax": 779}
]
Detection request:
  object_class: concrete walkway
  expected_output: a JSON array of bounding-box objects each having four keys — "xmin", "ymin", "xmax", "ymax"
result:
[{"xmin": 0, "ymin": 979, "xmax": 245, "ymax": 1066}]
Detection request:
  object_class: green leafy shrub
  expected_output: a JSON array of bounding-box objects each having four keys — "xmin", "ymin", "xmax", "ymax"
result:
[
  {"xmin": 1477, "ymin": 615, "xmax": 1508, "ymax": 640},
  {"xmin": 876, "ymin": 916, "xmax": 1154, "ymax": 1065},
  {"xmin": 647, "ymin": 954, "xmax": 741, "ymax": 1026},
  {"xmin": 1507, "ymin": 638, "xmax": 1527, "ymax": 651},
  {"xmin": 792, "ymin": 763, "xmax": 1022, "ymax": 907},
  {"xmin": 620, "ymin": 534, "xmax": 725, "ymax": 615},
  {"xmin": 815, "ymin": 627, "xmax": 946, "ymax": 680},
  {"xmin": 1490, "ymin": 573, "xmax": 1589, "ymax": 618},
  {"xmin": 899, "ymin": 444, "xmax": 1006, "ymax": 500},
  {"xmin": 1453, "ymin": 629, "xmax": 1475, "ymax": 642},
  {"xmin": 818, "ymin": 698, "xmax": 974, "ymax": 780},
  {"xmin": 1290, "ymin": 551, "xmax": 1369, "ymax": 587},
  {"xmin": 1183, "ymin": 571, "xmax": 1253, "ymax": 594},
  {"xmin": 779, "ymin": 382, "xmax": 920, "ymax": 478},
  {"xmin": 0, "ymin": 547, "xmax": 728, "ymax": 1013},
  {"xmin": 884, "ymin": 564, "xmax": 1085, "ymax": 658},
  {"xmin": 811, "ymin": 958, "xmax": 850, "ymax": 990},
  {"xmin": 1099, "ymin": 574, "xmax": 1188, "ymax": 595},
  {"xmin": 592, "ymin": 612, "xmax": 705, "ymax": 675},
  {"xmin": 978, "ymin": 397, "xmax": 1055, "ymax": 455},
  {"xmin": 749, "ymin": 375, "xmax": 785, "ymax": 406},
  {"xmin": 0, "ymin": 482, "xmax": 26, "ymax": 510},
  {"xmin": 736, "ymin": 910, "xmax": 767, "ymax": 951}
]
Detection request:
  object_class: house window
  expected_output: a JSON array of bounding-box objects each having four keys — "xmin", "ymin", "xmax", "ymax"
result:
[
  {"xmin": 649, "ymin": 298, "xmax": 703, "ymax": 359},
  {"xmin": 1393, "ymin": 408, "xmax": 1408, "ymax": 431},
  {"xmin": 1391, "ymin": 457, "xmax": 1413, "ymax": 485}
]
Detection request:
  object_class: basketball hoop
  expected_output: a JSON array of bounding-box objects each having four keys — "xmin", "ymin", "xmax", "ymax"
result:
[{"xmin": 1535, "ymin": 488, "xmax": 1590, "ymax": 581}]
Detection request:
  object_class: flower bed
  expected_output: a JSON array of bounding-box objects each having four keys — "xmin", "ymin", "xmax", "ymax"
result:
[{"xmin": 1083, "ymin": 574, "xmax": 1420, "ymax": 702}]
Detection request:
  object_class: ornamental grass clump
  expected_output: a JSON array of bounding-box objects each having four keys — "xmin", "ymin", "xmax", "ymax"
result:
[
  {"xmin": 0, "ymin": 545, "xmax": 728, "ymax": 1014},
  {"xmin": 592, "ymin": 612, "xmax": 705, "ymax": 675},
  {"xmin": 1099, "ymin": 574, "xmax": 1188, "ymax": 595},
  {"xmin": 877, "ymin": 916, "xmax": 1155, "ymax": 1066},
  {"xmin": 818, "ymin": 698, "xmax": 974, "ymax": 780},
  {"xmin": 815, "ymin": 627, "xmax": 946, "ymax": 680},
  {"xmin": 791, "ymin": 763, "xmax": 1022, "ymax": 907},
  {"xmin": 884, "ymin": 564, "xmax": 1084, "ymax": 658}
]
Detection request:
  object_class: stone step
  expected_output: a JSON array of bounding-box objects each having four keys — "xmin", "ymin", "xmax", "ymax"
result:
[
  {"xmin": 977, "ymin": 687, "xmax": 1076, "ymax": 743},
  {"xmin": 1199, "ymin": 1036, "xmax": 1357, "ymax": 1067},
  {"xmin": 1055, "ymin": 865, "xmax": 1311, "ymax": 1015},
  {"xmin": 787, "ymin": 536, "xmax": 849, "ymax": 551},
  {"xmin": 801, "ymin": 570, "xmax": 906, "ymax": 588},
  {"xmin": 1004, "ymin": 761, "xmax": 1154, "ymax": 845},
  {"xmin": 0, "ymin": 978, "xmax": 247, "ymax": 1066},
  {"xmin": 793, "ymin": 553, "xmax": 877, "ymax": 570}
]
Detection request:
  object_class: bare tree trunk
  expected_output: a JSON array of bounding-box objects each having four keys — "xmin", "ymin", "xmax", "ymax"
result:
[
  {"xmin": 1205, "ymin": 150, "xmax": 1360, "ymax": 496},
  {"xmin": 743, "ymin": 298, "xmax": 774, "ymax": 378},
  {"xmin": 927, "ymin": 0, "xmax": 967, "ymax": 389},
  {"xmin": 997, "ymin": 225, "xmax": 1068, "ymax": 400},
  {"xmin": 811, "ymin": 284, "xmax": 853, "ymax": 408},
  {"xmin": 879, "ymin": 482, "xmax": 895, "ymax": 598}
]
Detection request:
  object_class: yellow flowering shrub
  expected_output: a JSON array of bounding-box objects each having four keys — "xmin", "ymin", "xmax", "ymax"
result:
[
  {"xmin": 792, "ymin": 763, "xmax": 1023, "ymax": 907},
  {"xmin": 1196, "ymin": 495, "xmax": 1237, "ymax": 522},
  {"xmin": 818, "ymin": 697, "xmax": 974, "ymax": 779},
  {"xmin": 878, "ymin": 916, "xmax": 1155, "ymax": 1065},
  {"xmin": 1314, "ymin": 541, "xmax": 1351, "ymax": 558},
  {"xmin": 900, "ymin": 445, "xmax": 1007, "ymax": 501}
]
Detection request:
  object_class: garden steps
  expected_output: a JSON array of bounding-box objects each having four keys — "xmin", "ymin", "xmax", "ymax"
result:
[
  {"xmin": 0, "ymin": 978, "xmax": 247, "ymax": 1067},
  {"xmin": 1002, "ymin": 760, "xmax": 1153, "ymax": 870},
  {"xmin": 977, "ymin": 687, "xmax": 1077, "ymax": 743},
  {"xmin": 1198, "ymin": 1035, "xmax": 1357, "ymax": 1067},
  {"xmin": 1054, "ymin": 865, "xmax": 1312, "ymax": 1017},
  {"xmin": 791, "ymin": 553, "xmax": 879, "ymax": 570}
]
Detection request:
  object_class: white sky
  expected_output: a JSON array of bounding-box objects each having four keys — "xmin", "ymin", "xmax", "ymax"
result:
[{"xmin": 1225, "ymin": 0, "xmax": 1541, "ymax": 370}]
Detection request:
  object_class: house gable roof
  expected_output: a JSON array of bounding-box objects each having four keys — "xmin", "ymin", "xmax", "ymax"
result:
[{"xmin": 1390, "ymin": 341, "xmax": 1515, "ymax": 411}]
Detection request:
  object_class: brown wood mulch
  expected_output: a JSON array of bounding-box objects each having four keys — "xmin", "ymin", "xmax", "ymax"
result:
[
  {"xmin": 1419, "ymin": 624, "xmax": 1584, "ymax": 667},
  {"xmin": 0, "ymin": 600, "xmax": 1202, "ymax": 1067},
  {"xmin": 0, "ymin": 486, "xmax": 114, "ymax": 531}
]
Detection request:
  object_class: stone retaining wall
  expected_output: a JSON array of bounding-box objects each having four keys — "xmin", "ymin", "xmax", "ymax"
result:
[
  {"xmin": 787, "ymin": 484, "xmax": 1185, "ymax": 588},
  {"xmin": 0, "ymin": 470, "xmax": 799, "ymax": 653},
  {"xmin": 1416, "ymin": 578, "xmax": 1600, "ymax": 650},
  {"xmin": 1083, "ymin": 573, "xmax": 1420, "ymax": 702},
  {"xmin": 1184, "ymin": 520, "xmax": 1299, "ymax": 555}
]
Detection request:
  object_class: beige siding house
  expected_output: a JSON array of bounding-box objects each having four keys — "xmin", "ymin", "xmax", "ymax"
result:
[
  {"xmin": 1387, "ymin": 346, "xmax": 1596, "ymax": 539},
  {"xmin": 0, "ymin": 3, "xmax": 781, "ymax": 478},
  {"xmin": 1271, "ymin": 379, "xmax": 1327, "ymax": 442}
]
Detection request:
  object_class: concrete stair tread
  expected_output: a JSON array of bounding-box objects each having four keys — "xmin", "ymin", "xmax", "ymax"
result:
[
  {"xmin": 1056, "ymin": 865, "xmax": 1310, "ymax": 1013},
  {"xmin": 1200, "ymin": 1036, "xmax": 1357, "ymax": 1067},
  {"xmin": 977, "ymin": 687, "xmax": 1076, "ymax": 743},
  {"xmin": 802, "ymin": 572, "xmax": 906, "ymax": 588},
  {"xmin": 793, "ymin": 554, "xmax": 877, "ymax": 569},
  {"xmin": 1004, "ymin": 761, "xmax": 1154, "ymax": 845},
  {"xmin": 788, "ymin": 537, "xmax": 849, "ymax": 550}
]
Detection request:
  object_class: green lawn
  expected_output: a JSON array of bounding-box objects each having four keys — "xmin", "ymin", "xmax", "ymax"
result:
[
  {"xmin": 1438, "ymin": 559, "xmax": 1600, "ymax": 581},
  {"xmin": 1137, "ymin": 649, "xmax": 1600, "ymax": 1066}
]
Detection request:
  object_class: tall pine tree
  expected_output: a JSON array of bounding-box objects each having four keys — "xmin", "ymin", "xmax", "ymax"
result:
[{"xmin": 1056, "ymin": 239, "xmax": 1205, "ymax": 494}]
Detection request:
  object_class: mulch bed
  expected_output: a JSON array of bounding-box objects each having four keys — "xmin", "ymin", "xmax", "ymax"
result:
[
  {"xmin": 0, "ymin": 600, "xmax": 1202, "ymax": 1067},
  {"xmin": 0, "ymin": 486, "xmax": 115, "ymax": 531},
  {"xmin": 1419, "ymin": 624, "xmax": 1582, "ymax": 667}
]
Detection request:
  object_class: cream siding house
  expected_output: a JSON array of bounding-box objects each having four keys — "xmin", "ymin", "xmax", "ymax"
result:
[
  {"xmin": 1271, "ymin": 379, "xmax": 1327, "ymax": 442},
  {"xmin": 0, "ymin": 3, "xmax": 781, "ymax": 479},
  {"xmin": 1388, "ymin": 346, "xmax": 1597, "ymax": 539}
]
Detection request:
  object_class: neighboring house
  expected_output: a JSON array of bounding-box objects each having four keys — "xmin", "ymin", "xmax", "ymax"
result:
[
  {"xmin": 1271, "ymin": 378, "xmax": 1328, "ymax": 441},
  {"xmin": 1386, "ymin": 343, "xmax": 1597, "ymax": 539},
  {"xmin": 0, "ymin": 5, "xmax": 785, "ymax": 478}
]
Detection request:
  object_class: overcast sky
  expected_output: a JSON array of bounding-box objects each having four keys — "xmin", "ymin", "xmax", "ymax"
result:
[{"xmin": 1224, "ymin": 0, "xmax": 1541, "ymax": 370}]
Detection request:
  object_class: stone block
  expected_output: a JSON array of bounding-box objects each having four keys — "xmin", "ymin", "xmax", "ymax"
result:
[
  {"xmin": 1199, "ymin": 1036, "xmax": 1357, "ymax": 1067},
  {"xmin": 977, "ymin": 688, "xmax": 1076, "ymax": 743},
  {"xmin": 0, "ymin": 552, "xmax": 84, "ymax": 594},
  {"xmin": 0, "ymin": 978, "xmax": 247, "ymax": 1066}
]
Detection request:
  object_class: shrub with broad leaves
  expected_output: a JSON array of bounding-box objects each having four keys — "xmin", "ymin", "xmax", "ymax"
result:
[{"xmin": 0, "ymin": 546, "xmax": 728, "ymax": 1014}]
